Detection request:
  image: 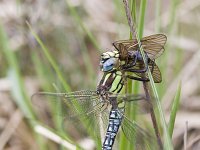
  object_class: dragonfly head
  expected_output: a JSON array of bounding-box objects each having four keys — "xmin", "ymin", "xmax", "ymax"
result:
[{"xmin": 100, "ymin": 51, "xmax": 119, "ymax": 72}]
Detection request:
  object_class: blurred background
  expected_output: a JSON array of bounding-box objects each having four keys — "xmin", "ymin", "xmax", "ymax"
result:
[{"xmin": 0, "ymin": 0, "xmax": 200, "ymax": 150}]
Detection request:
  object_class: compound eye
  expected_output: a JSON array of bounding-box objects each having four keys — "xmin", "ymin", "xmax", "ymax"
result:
[
  {"xmin": 103, "ymin": 63, "xmax": 113, "ymax": 72},
  {"xmin": 101, "ymin": 58, "xmax": 117, "ymax": 72}
]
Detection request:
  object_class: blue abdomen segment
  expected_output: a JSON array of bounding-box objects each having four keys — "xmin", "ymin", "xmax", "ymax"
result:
[{"xmin": 102, "ymin": 109, "xmax": 123, "ymax": 150}]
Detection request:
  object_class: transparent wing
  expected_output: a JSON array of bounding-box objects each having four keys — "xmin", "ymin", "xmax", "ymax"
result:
[
  {"xmin": 62, "ymin": 105, "xmax": 110, "ymax": 144},
  {"xmin": 31, "ymin": 90, "xmax": 109, "ymax": 143},
  {"xmin": 132, "ymin": 60, "xmax": 162, "ymax": 83},
  {"xmin": 114, "ymin": 94, "xmax": 146, "ymax": 103},
  {"xmin": 113, "ymin": 34, "xmax": 167, "ymax": 60},
  {"xmin": 113, "ymin": 39, "xmax": 138, "ymax": 52},
  {"xmin": 119, "ymin": 109, "xmax": 159, "ymax": 149},
  {"xmin": 113, "ymin": 39, "xmax": 138, "ymax": 59},
  {"xmin": 31, "ymin": 90, "xmax": 100, "ymax": 117},
  {"xmin": 106, "ymin": 93, "xmax": 155, "ymax": 114},
  {"xmin": 122, "ymin": 58, "xmax": 161, "ymax": 83},
  {"xmin": 116, "ymin": 94, "xmax": 154, "ymax": 114},
  {"xmin": 140, "ymin": 34, "xmax": 167, "ymax": 59}
]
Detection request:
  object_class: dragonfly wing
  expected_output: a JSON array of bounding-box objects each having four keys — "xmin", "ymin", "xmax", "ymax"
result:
[
  {"xmin": 119, "ymin": 110, "xmax": 158, "ymax": 149},
  {"xmin": 62, "ymin": 103, "xmax": 110, "ymax": 143},
  {"xmin": 113, "ymin": 39, "xmax": 138, "ymax": 52},
  {"xmin": 32, "ymin": 91, "xmax": 101, "ymax": 132},
  {"xmin": 141, "ymin": 34, "xmax": 167, "ymax": 59},
  {"xmin": 116, "ymin": 94, "xmax": 155, "ymax": 114},
  {"xmin": 129, "ymin": 60, "xmax": 162, "ymax": 83},
  {"xmin": 32, "ymin": 90, "xmax": 111, "ymax": 145},
  {"xmin": 114, "ymin": 94, "xmax": 146, "ymax": 102},
  {"xmin": 113, "ymin": 39, "xmax": 138, "ymax": 59},
  {"xmin": 148, "ymin": 60, "xmax": 162, "ymax": 83},
  {"xmin": 113, "ymin": 34, "xmax": 167, "ymax": 60},
  {"xmin": 31, "ymin": 90, "xmax": 100, "ymax": 117}
]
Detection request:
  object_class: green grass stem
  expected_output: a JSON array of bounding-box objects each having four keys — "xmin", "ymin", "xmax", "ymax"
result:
[
  {"xmin": 27, "ymin": 22, "xmax": 71, "ymax": 92},
  {"xmin": 136, "ymin": 0, "xmax": 173, "ymax": 149},
  {"xmin": 0, "ymin": 21, "xmax": 48, "ymax": 150},
  {"xmin": 168, "ymin": 82, "xmax": 181, "ymax": 138},
  {"xmin": 135, "ymin": 33, "xmax": 173, "ymax": 149},
  {"xmin": 127, "ymin": 1, "xmax": 139, "ymax": 149},
  {"xmin": 65, "ymin": 0, "xmax": 100, "ymax": 52},
  {"xmin": 138, "ymin": 0, "xmax": 147, "ymax": 38},
  {"xmin": 0, "ymin": 22, "xmax": 35, "ymax": 119}
]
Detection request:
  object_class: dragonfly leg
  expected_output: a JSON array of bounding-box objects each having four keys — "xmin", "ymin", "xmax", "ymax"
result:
[
  {"xmin": 121, "ymin": 54, "xmax": 137, "ymax": 70},
  {"xmin": 122, "ymin": 56, "xmax": 148, "ymax": 73},
  {"xmin": 126, "ymin": 74, "xmax": 149, "ymax": 82},
  {"xmin": 112, "ymin": 43, "xmax": 119, "ymax": 51}
]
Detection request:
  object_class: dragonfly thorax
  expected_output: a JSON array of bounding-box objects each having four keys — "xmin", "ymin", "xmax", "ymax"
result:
[{"xmin": 100, "ymin": 50, "xmax": 120, "ymax": 72}]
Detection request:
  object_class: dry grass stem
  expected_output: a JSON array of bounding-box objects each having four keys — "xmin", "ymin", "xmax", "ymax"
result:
[{"xmin": 0, "ymin": 109, "xmax": 23, "ymax": 150}]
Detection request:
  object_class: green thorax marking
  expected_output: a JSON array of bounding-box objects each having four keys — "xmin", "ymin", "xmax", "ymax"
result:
[{"xmin": 103, "ymin": 71, "xmax": 124, "ymax": 94}]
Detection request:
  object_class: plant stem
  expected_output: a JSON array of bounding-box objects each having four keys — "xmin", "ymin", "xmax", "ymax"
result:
[
  {"xmin": 123, "ymin": 0, "xmax": 136, "ymax": 39},
  {"xmin": 122, "ymin": 0, "xmax": 163, "ymax": 149},
  {"xmin": 143, "ymin": 82, "xmax": 163, "ymax": 149}
]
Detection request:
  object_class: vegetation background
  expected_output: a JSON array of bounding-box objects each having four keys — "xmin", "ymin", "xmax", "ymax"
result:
[{"xmin": 0, "ymin": 0, "xmax": 200, "ymax": 150}]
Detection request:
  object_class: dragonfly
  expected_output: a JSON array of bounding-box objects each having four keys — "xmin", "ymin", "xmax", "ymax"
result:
[
  {"xmin": 32, "ymin": 71, "xmax": 157, "ymax": 150},
  {"xmin": 100, "ymin": 34, "xmax": 167, "ymax": 83}
]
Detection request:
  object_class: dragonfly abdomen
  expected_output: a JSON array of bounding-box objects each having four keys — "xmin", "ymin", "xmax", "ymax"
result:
[{"xmin": 102, "ymin": 109, "xmax": 123, "ymax": 150}]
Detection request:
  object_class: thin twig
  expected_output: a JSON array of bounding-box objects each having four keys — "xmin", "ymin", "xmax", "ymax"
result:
[
  {"xmin": 122, "ymin": 0, "xmax": 163, "ymax": 149},
  {"xmin": 184, "ymin": 121, "xmax": 188, "ymax": 150},
  {"xmin": 0, "ymin": 109, "xmax": 23, "ymax": 150},
  {"xmin": 187, "ymin": 134, "xmax": 200, "ymax": 149},
  {"xmin": 123, "ymin": 0, "xmax": 136, "ymax": 39}
]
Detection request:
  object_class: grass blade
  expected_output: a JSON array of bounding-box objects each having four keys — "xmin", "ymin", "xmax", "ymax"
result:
[
  {"xmin": 34, "ymin": 124, "xmax": 76, "ymax": 150},
  {"xmin": 137, "ymin": 0, "xmax": 164, "ymax": 149},
  {"xmin": 138, "ymin": 0, "xmax": 147, "ymax": 38},
  {"xmin": 135, "ymin": 0, "xmax": 173, "ymax": 149},
  {"xmin": 0, "ymin": 20, "xmax": 48, "ymax": 150},
  {"xmin": 27, "ymin": 22, "xmax": 71, "ymax": 92},
  {"xmin": 0, "ymin": 22, "xmax": 35, "ymax": 119},
  {"xmin": 65, "ymin": 0, "xmax": 100, "ymax": 51},
  {"xmin": 135, "ymin": 33, "xmax": 173, "ymax": 149},
  {"xmin": 127, "ymin": 1, "xmax": 139, "ymax": 149},
  {"xmin": 168, "ymin": 82, "xmax": 182, "ymax": 138}
]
